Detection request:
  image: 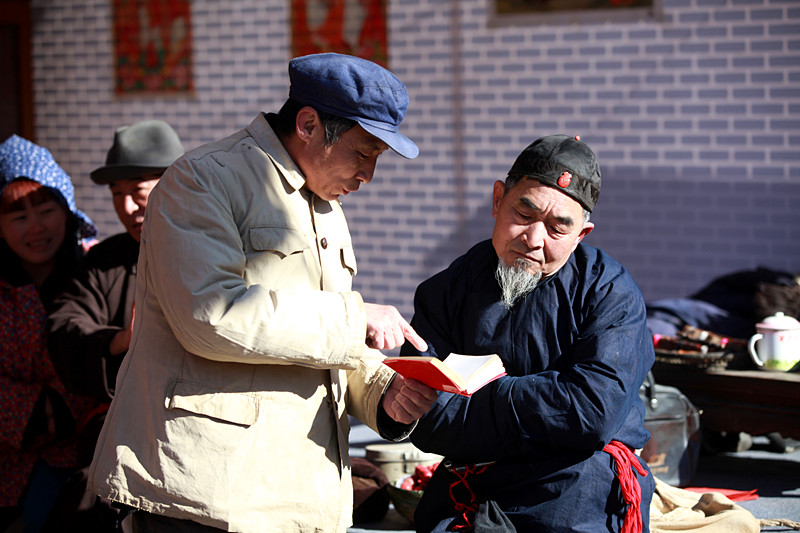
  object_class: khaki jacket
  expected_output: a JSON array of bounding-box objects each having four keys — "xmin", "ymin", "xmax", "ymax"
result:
[{"xmin": 89, "ymin": 114, "xmax": 398, "ymax": 532}]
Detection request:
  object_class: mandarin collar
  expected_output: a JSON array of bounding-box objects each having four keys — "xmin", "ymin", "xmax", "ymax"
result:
[{"xmin": 245, "ymin": 112, "xmax": 306, "ymax": 193}]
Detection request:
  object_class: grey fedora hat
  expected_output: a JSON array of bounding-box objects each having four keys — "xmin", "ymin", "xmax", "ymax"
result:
[{"xmin": 91, "ymin": 120, "xmax": 184, "ymax": 184}]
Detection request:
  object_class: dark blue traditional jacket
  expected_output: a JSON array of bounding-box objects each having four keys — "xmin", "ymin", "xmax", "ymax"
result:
[{"xmin": 402, "ymin": 240, "xmax": 655, "ymax": 533}]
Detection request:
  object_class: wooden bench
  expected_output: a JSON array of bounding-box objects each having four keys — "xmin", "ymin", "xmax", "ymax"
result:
[{"xmin": 652, "ymin": 365, "xmax": 800, "ymax": 441}]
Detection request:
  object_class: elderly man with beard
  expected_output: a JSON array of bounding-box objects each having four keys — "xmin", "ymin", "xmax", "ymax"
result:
[{"xmin": 400, "ymin": 135, "xmax": 655, "ymax": 533}]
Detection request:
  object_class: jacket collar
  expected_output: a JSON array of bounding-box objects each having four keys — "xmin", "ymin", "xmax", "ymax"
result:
[{"xmin": 246, "ymin": 113, "xmax": 306, "ymax": 193}]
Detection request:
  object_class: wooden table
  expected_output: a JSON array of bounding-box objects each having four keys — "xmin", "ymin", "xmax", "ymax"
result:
[{"xmin": 652, "ymin": 364, "xmax": 800, "ymax": 440}]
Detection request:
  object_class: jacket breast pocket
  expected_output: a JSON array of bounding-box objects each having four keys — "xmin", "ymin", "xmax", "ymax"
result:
[
  {"xmin": 246, "ymin": 226, "xmax": 313, "ymax": 285},
  {"xmin": 340, "ymin": 244, "xmax": 357, "ymax": 276},
  {"xmin": 166, "ymin": 380, "xmax": 260, "ymax": 427},
  {"xmin": 249, "ymin": 226, "xmax": 309, "ymax": 258}
]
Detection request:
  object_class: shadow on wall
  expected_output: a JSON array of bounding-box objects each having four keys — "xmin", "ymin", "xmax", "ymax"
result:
[
  {"xmin": 419, "ymin": 197, "xmax": 495, "ymax": 277},
  {"xmin": 418, "ymin": 172, "xmax": 800, "ymax": 310},
  {"xmin": 584, "ymin": 170, "xmax": 800, "ymax": 303}
]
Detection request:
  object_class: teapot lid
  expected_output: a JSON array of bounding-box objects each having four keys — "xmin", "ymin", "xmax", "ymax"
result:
[{"xmin": 756, "ymin": 311, "xmax": 800, "ymax": 331}]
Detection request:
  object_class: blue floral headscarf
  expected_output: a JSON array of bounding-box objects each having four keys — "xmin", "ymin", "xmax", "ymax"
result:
[{"xmin": 0, "ymin": 134, "xmax": 97, "ymax": 240}]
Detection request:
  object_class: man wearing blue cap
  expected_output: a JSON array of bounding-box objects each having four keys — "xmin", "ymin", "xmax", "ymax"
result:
[
  {"xmin": 401, "ymin": 136, "xmax": 655, "ymax": 533},
  {"xmin": 89, "ymin": 54, "xmax": 436, "ymax": 532}
]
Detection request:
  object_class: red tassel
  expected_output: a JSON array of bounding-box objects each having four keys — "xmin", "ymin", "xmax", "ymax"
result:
[
  {"xmin": 604, "ymin": 440, "xmax": 648, "ymax": 533},
  {"xmin": 447, "ymin": 463, "xmax": 490, "ymax": 531}
]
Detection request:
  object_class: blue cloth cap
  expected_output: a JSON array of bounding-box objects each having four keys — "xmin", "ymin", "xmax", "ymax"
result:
[
  {"xmin": 289, "ymin": 53, "xmax": 419, "ymax": 159},
  {"xmin": 0, "ymin": 135, "xmax": 97, "ymax": 239}
]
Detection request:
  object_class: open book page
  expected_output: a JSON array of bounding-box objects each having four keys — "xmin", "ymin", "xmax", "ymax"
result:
[
  {"xmin": 383, "ymin": 353, "xmax": 506, "ymax": 396},
  {"xmin": 441, "ymin": 353, "xmax": 499, "ymax": 383}
]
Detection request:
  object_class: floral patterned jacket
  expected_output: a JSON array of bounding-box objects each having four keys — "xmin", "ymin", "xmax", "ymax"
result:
[{"xmin": 0, "ymin": 280, "xmax": 98, "ymax": 507}]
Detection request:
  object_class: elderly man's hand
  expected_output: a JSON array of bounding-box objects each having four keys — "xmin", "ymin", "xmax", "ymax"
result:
[
  {"xmin": 382, "ymin": 374, "xmax": 438, "ymax": 425},
  {"xmin": 364, "ymin": 303, "xmax": 428, "ymax": 352}
]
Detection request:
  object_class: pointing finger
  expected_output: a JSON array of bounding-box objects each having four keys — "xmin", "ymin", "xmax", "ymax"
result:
[{"xmin": 403, "ymin": 323, "xmax": 428, "ymax": 352}]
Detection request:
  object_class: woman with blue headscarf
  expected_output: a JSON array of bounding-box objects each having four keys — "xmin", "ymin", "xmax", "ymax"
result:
[{"xmin": 0, "ymin": 135, "xmax": 99, "ymax": 533}]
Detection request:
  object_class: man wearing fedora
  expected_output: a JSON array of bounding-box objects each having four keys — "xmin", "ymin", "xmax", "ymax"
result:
[
  {"xmin": 41, "ymin": 120, "xmax": 184, "ymax": 533},
  {"xmin": 88, "ymin": 54, "xmax": 436, "ymax": 532},
  {"xmin": 400, "ymin": 136, "xmax": 655, "ymax": 532},
  {"xmin": 49, "ymin": 119, "xmax": 185, "ymax": 406}
]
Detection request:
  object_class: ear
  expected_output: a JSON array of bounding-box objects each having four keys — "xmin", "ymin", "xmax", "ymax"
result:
[
  {"xmin": 295, "ymin": 106, "xmax": 320, "ymax": 145},
  {"xmin": 571, "ymin": 222, "xmax": 594, "ymax": 252},
  {"xmin": 491, "ymin": 180, "xmax": 506, "ymax": 218}
]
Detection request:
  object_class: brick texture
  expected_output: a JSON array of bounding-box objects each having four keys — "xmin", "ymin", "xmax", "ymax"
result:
[{"xmin": 30, "ymin": 0, "xmax": 799, "ymax": 321}]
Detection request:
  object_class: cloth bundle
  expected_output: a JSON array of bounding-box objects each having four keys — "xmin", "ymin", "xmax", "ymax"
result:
[{"xmin": 650, "ymin": 477, "xmax": 800, "ymax": 532}]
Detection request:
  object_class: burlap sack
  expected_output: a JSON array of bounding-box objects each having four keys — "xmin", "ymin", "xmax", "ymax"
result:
[{"xmin": 650, "ymin": 476, "xmax": 800, "ymax": 532}]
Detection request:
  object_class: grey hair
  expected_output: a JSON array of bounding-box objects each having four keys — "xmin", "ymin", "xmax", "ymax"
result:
[
  {"xmin": 276, "ymin": 98, "xmax": 357, "ymax": 147},
  {"xmin": 319, "ymin": 111, "xmax": 356, "ymax": 147}
]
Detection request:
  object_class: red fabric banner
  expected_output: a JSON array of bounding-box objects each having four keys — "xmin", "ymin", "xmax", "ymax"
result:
[
  {"xmin": 291, "ymin": 0, "xmax": 388, "ymax": 68},
  {"xmin": 113, "ymin": 0, "xmax": 193, "ymax": 94}
]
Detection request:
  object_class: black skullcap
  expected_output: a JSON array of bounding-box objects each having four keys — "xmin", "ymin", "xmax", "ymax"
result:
[{"xmin": 507, "ymin": 134, "xmax": 601, "ymax": 212}]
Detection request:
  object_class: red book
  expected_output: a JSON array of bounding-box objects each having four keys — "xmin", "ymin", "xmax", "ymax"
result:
[{"xmin": 383, "ymin": 353, "xmax": 506, "ymax": 396}]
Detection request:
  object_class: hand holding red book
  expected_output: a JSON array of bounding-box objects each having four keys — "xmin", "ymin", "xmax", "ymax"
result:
[{"xmin": 383, "ymin": 353, "xmax": 506, "ymax": 396}]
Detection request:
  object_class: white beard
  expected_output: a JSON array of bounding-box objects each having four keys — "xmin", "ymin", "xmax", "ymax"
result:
[{"xmin": 495, "ymin": 258, "xmax": 543, "ymax": 308}]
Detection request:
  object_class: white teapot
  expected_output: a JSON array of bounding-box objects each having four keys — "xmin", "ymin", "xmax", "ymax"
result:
[{"xmin": 748, "ymin": 312, "xmax": 800, "ymax": 371}]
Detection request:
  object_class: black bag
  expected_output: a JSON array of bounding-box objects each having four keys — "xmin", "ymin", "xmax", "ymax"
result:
[
  {"xmin": 639, "ymin": 372, "xmax": 701, "ymax": 487},
  {"xmin": 351, "ymin": 456, "xmax": 390, "ymax": 524},
  {"xmin": 472, "ymin": 500, "xmax": 517, "ymax": 532},
  {"xmin": 445, "ymin": 500, "xmax": 517, "ymax": 532}
]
